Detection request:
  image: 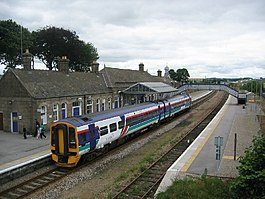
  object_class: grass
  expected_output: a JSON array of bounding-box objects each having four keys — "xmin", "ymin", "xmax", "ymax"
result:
[{"xmin": 156, "ymin": 176, "xmax": 233, "ymax": 199}]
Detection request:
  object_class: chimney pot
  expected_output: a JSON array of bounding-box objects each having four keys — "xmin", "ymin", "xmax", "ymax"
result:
[
  {"xmin": 22, "ymin": 49, "xmax": 33, "ymax": 70},
  {"xmin": 58, "ymin": 56, "xmax": 69, "ymax": 73},
  {"xmin": 91, "ymin": 61, "xmax": 99, "ymax": 73},
  {"xmin": 139, "ymin": 63, "xmax": 144, "ymax": 71},
  {"xmin": 157, "ymin": 70, "xmax": 162, "ymax": 77}
]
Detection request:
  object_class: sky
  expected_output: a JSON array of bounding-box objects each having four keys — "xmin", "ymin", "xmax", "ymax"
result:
[{"xmin": 1, "ymin": 0, "xmax": 265, "ymax": 78}]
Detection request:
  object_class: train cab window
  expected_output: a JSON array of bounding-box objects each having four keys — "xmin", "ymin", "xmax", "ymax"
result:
[
  {"xmin": 69, "ymin": 127, "xmax": 76, "ymax": 148},
  {"xmin": 100, "ymin": 126, "xmax": 108, "ymax": 136},
  {"xmin": 118, "ymin": 121, "xmax": 124, "ymax": 129},
  {"xmin": 51, "ymin": 127, "xmax": 55, "ymax": 146},
  {"xmin": 109, "ymin": 123, "xmax": 117, "ymax": 132}
]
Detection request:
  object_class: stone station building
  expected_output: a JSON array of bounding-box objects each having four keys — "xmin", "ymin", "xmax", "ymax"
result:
[{"xmin": 0, "ymin": 51, "xmax": 174, "ymax": 134}]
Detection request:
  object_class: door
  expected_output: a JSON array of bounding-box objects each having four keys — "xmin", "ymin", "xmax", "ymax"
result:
[
  {"xmin": 73, "ymin": 107, "xmax": 80, "ymax": 116},
  {"xmin": 168, "ymin": 102, "xmax": 171, "ymax": 117},
  {"xmin": 88, "ymin": 124, "xmax": 100, "ymax": 151},
  {"xmin": 11, "ymin": 112, "xmax": 18, "ymax": 133},
  {"xmin": 0, "ymin": 112, "xmax": 3, "ymax": 130},
  {"xmin": 54, "ymin": 124, "xmax": 68, "ymax": 156}
]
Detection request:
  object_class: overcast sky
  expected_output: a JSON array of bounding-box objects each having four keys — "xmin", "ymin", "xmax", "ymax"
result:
[{"xmin": 1, "ymin": 0, "xmax": 265, "ymax": 78}]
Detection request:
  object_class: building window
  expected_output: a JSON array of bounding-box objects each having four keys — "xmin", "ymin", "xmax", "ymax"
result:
[
  {"xmin": 114, "ymin": 98, "xmax": 119, "ymax": 108},
  {"xmin": 96, "ymin": 98, "xmax": 100, "ymax": 112},
  {"xmin": 101, "ymin": 99, "xmax": 105, "ymax": 111},
  {"xmin": 53, "ymin": 104, "xmax": 59, "ymax": 121},
  {"xmin": 86, "ymin": 96, "xmax": 93, "ymax": 114},
  {"xmin": 108, "ymin": 97, "xmax": 111, "ymax": 110},
  {"xmin": 41, "ymin": 106, "xmax": 47, "ymax": 124},
  {"xmin": 61, "ymin": 103, "xmax": 67, "ymax": 119},
  {"xmin": 72, "ymin": 101, "xmax": 81, "ymax": 116}
]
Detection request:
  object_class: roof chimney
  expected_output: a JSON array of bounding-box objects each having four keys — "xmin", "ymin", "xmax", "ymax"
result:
[
  {"xmin": 157, "ymin": 69, "xmax": 162, "ymax": 77},
  {"xmin": 139, "ymin": 62, "xmax": 144, "ymax": 72},
  {"xmin": 22, "ymin": 49, "xmax": 33, "ymax": 70},
  {"xmin": 58, "ymin": 56, "xmax": 69, "ymax": 73},
  {"xmin": 91, "ymin": 61, "xmax": 99, "ymax": 73}
]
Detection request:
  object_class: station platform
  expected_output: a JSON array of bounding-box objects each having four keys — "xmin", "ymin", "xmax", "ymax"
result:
[
  {"xmin": 156, "ymin": 94, "xmax": 261, "ymax": 195},
  {"xmin": 0, "ymin": 132, "xmax": 50, "ymax": 175}
]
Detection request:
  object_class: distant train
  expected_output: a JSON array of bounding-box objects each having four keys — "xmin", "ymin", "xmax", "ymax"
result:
[{"xmin": 50, "ymin": 93, "xmax": 192, "ymax": 167}]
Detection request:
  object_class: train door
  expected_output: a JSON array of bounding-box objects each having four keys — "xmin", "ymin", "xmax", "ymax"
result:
[
  {"xmin": 88, "ymin": 124, "xmax": 99, "ymax": 151},
  {"xmin": 53, "ymin": 124, "xmax": 68, "ymax": 158},
  {"xmin": 0, "ymin": 112, "xmax": 3, "ymax": 131},
  {"xmin": 11, "ymin": 112, "xmax": 18, "ymax": 133},
  {"xmin": 158, "ymin": 105, "xmax": 161, "ymax": 122},
  {"xmin": 168, "ymin": 102, "xmax": 171, "ymax": 117},
  {"xmin": 162, "ymin": 102, "xmax": 166, "ymax": 120}
]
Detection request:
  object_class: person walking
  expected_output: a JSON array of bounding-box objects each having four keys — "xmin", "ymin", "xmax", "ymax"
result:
[{"xmin": 40, "ymin": 124, "xmax": 47, "ymax": 139}]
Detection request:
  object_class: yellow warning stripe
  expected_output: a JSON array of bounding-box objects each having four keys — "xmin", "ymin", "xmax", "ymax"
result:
[
  {"xmin": 223, "ymin": 155, "xmax": 239, "ymax": 160},
  {"xmin": 180, "ymin": 97, "xmax": 230, "ymax": 173}
]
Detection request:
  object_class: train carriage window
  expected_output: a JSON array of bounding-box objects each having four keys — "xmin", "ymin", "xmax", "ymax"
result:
[
  {"xmin": 69, "ymin": 127, "xmax": 76, "ymax": 148},
  {"xmin": 118, "ymin": 120, "xmax": 124, "ymax": 129},
  {"xmin": 109, "ymin": 123, "xmax": 117, "ymax": 132},
  {"xmin": 100, "ymin": 126, "xmax": 108, "ymax": 136}
]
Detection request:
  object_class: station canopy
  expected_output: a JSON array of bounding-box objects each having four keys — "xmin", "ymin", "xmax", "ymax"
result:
[{"xmin": 123, "ymin": 82, "xmax": 178, "ymax": 94}]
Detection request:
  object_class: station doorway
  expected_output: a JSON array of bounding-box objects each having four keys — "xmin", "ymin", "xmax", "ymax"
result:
[{"xmin": 0, "ymin": 112, "xmax": 3, "ymax": 131}]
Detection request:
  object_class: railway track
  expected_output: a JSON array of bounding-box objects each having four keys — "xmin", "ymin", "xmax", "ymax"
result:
[
  {"xmin": 112, "ymin": 92, "xmax": 228, "ymax": 199},
  {"xmin": 0, "ymin": 91, "xmax": 220, "ymax": 199},
  {"xmin": 0, "ymin": 167, "xmax": 72, "ymax": 199}
]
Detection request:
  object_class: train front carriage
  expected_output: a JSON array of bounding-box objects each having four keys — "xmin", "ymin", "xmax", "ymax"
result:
[{"xmin": 50, "ymin": 122, "xmax": 80, "ymax": 167}]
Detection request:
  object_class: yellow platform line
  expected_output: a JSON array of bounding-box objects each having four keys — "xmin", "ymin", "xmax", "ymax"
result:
[
  {"xmin": 0, "ymin": 150, "xmax": 50, "ymax": 171},
  {"xmin": 223, "ymin": 155, "xmax": 239, "ymax": 160},
  {"xmin": 180, "ymin": 98, "xmax": 230, "ymax": 173}
]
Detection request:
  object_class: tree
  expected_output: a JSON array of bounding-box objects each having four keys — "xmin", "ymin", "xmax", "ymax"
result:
[
  {"xmin": 230, "ymin": 133, "xmax": 265, "ymax": 198},
  {"xmin": 169, "ymin": 68, "xmax": 190, "ymax": 84},
  {"xmin": 169, "ymin": 69, "xmax": 177, "ymax": 80},
  {"xmin": 0, "ymin": 19, "xmax": 32, "ymax": 68},
  {"xmin": 32, "ymin": 26, "xmax": 98, "ymax": 71}
]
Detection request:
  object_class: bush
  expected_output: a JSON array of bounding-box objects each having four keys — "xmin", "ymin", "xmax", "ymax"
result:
[
  {"xmin": 230, "ymin": 133, "xmax": 265, "ymax": 199},
  {"xmin": 156, "ymin": 176, "xmax": 232, "ymax": 199}
]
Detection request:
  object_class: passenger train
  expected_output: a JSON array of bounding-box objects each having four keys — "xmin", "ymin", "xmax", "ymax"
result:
[{"xmin": 50, "ymin": 93, "xmax": 192, "ymax": 167}]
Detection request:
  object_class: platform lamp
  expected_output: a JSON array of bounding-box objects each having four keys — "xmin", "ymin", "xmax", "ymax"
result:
[{"xmin": 260, "ymin": 77, "xmax": 263, "ymax": 113}]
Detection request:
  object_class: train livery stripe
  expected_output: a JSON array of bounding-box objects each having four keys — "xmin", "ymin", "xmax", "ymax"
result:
[
  {"xmin": 119, "ymin": 125, "xmax": 129, "ymax": 138},
  {"xmin": 126, "ymin": 107, "xmax": 158, "ymax": 120},
  {"xmin": 127, "ymin": 116, "xmax": 158, "ymax": 133}
]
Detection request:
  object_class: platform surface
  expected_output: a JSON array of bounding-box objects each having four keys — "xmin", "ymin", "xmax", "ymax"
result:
[
  {"xmin": 156, "ymin": 94, "xmax": 261, "ymax": 194},
  {"xmin": 0, "ymin": 132, "xmax": 50, "ymax": 174}
]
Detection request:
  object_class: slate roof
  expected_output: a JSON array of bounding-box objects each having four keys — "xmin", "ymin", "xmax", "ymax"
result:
[
  {"xmin": 11, "ymin": 68, "xmax": 111, "ymax": 99},
  {"xmin": 100, "ymin": 67, "xmax": 166, "ymax": 89},
  {"xmin": 124, "ymin": 82, "xmax": 178, "ymax": 94}
]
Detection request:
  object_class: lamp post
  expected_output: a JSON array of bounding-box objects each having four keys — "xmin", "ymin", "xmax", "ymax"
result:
[{"xmin": 260, "ymin": 77, "xmax": 263, "ymax": 113}]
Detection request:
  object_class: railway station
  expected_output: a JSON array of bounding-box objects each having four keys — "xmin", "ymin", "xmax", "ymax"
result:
[{"xmin": 0, "ymin": 88, "xmax": 262, "ymax": 198}]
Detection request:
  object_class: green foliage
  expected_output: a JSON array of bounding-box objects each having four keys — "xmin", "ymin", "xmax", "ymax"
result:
[
  {"xmin": 240, "ymin": 80, "xmax": 264, "ymax": 95},
  {"xmin": 32, "ymin": 26, "xmax": 98, "ymax": 71},
  {"xmin": 230, "ymin": 133, "xmax": 265, "ymax": 199},
  {"xmin": 169, "ymin": 68, "xmax": 190, "ymax": 84},
  {"xmin": 156, "ymin": 177, "xmax": 232, "ymax": 199},
  {"xmin": 0, "ymin": 19, "xmax": 32, "ymax": 68}
]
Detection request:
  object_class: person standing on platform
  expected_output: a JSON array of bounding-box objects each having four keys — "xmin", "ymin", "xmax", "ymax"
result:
[
  {"xmin": 23, "ymin": 126, "xmax": 27, "ymax": 139},
  {"xmin": 35, "ymin": 119, "xmax": 40, "ymax": 137}
]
